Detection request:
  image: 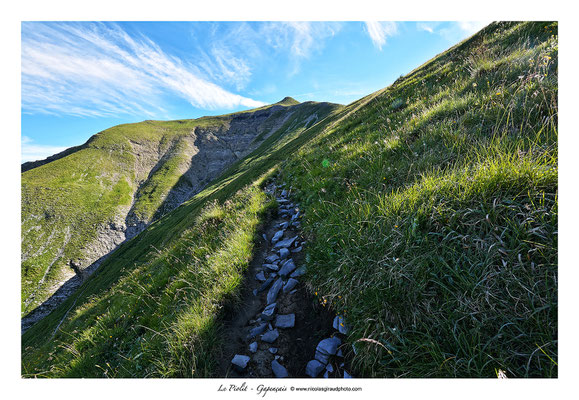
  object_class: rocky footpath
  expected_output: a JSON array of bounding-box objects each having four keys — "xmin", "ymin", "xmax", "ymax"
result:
[{"xmin": 219, "ymin": 181, "xmax": 353, "ymax": 378}]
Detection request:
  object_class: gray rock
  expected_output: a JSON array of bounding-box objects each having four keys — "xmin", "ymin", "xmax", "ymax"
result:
[
  {"xmin": 279, "ymin": 248, "xmax": 290, "ymax": 260},
  {"xmin": 337, "ymin": 349, "xmax": 344, "ymax": 357},
  {"xmin": 278, "ymin": 259, "xmax": 297, "ymax": 278},
  {"xmin": 262, "ymin": 233, "xmax": 267, "ymax": 241},
  {"xmin": 265, "ymin": 254, "xmax": 279, "ymax": 263},
  {"xmin": 247, "ymin": 323, "xmax": 268, "ymax": 339},
  {"xmin": 323, "ymin": 370, "xmax": 329, "ymax": 378},
  {"xmin": 269, "ymin": 347, "xmax": 278, "ymax": 354},
  {"xmin": 277, "ymin": 198, "xmax": 289, "ymax": 204},
  {"xmin": 271, "ymin": 360, "xmax": 288, "ymax": 378},
  {"xmin": 231, "ymin": 354, "xmax": 250, "ymax": 370},
  {"xmin": 275, "ymin": 314, "xmax": 295, "ymax": 329},
  {"xmin": 305, "ymin": 360, "xmax": 325, "ymax": 377},
  {"xmin": 263, "ymin": 263, "xmax": 279, "ymax": 271},
  {"xmin": 344, "ymin": 370, "xmax": 352, "ymax": 379},
  {"xmin": 274, "ymin": 236, "xmax": 297, "ymax": 249},
  {"xmin": 257, "ymin": 276, "xmax": 275, "ymax": 294},
  {"xmin": 267, "ymin": 278, "xmax": 283, "ymax": 304},
  {"xmin": 326, "ymin": 363, "xmax": 334, "ymax": 373},
  {"xmin": 283, "ymin": 278, "xmax": 299, "ymax": 293},
  {"xmin": 290, "ymin": 266, "xmax": 307, "ymax": 278},
  {"xmin": 281, "ymin": 189, "xmax": 288, "ymax": 197},
  {"xmin": 278, "ymin": 221, "xmax": 289, "ymax": 229},
  {"xmin": 333, "ymin": 315, "xmax": 350, "ymax": 334},
  {"xmin": 315, "ymin": 337, "xmax": 342, "ymax": 365},
  {"xmin": 271, "ymin": 230, "xmax": 284, "ymax": 244},
  {"xmin": 291, "ymin": 211, "xmax": 300, "ymax": 221},
  {"xmin": 249, "ymin": 342, "xmax": 258, "ymax": 353},
  {"xmin": 261, "ymin": 329, "xmax": 279, "ymax": 343},
  {"xmin": 291, "ymin": 246, "xmax": 303, "ymax": 253},
  {"xmin": 255, "ymin": 271, "xmax": 266, "ymax": 282},
  {"xmin": 261, "ymin": 303, "xmax": 277, "ymax": 321}
]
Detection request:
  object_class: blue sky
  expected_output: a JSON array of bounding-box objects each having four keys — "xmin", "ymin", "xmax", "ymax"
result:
[{"xmin": 21, "ymin": 21, "xmax": 488, "ymax": 162}]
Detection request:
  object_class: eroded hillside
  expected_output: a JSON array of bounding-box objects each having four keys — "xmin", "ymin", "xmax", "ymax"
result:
[{"xmin": 21, "ymin": 97, "xmax": 340, "ymax": 321}]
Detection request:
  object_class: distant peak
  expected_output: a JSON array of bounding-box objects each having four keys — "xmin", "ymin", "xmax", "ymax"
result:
[{"xmin": 276, "ymin": 97, "xmax": 300, "ymax": 106}]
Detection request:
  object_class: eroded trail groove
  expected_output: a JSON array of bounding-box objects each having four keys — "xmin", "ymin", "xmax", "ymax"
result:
[{"xmin": 218, "ymin": 181, "xmax": 353, "ymax": 378}]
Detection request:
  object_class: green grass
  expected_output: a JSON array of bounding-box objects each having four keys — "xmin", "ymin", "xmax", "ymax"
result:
[
  {"xmin": 280, "ymin": 21, "xmax": 558, "ymax": 377},
  {"xmin": 22, "ymin": 21, "xmax": 557, "ymax": 378}
]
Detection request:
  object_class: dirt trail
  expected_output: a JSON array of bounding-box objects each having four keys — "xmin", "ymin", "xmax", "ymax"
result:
[{"xmin": 217, "ymin": 182, "xmax": 352, "ymax": 378}]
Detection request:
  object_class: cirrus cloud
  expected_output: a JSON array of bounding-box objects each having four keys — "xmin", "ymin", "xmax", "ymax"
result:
[{"xmin": 21, "ymin": 22, "xmax": 265, "ymax": 119}]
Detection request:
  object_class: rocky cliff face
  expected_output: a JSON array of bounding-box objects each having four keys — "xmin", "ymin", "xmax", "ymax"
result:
[{"xmin": 21, "ymin": 99, "xmax": 336, "ymax": 329}]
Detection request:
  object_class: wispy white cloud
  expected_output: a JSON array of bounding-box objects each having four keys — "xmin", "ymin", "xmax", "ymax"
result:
[
  {"xmin": 416, "ymin": 21, "xmax": 490, "ymax": 42},
  {"xmin": 364, "ymin": 22, "xmax": 398, "ymax": 50},
  {"xmin": 260, "ymin": 22, "xmax": 341, "ymax": 75},
  {"xmin": 417, "ymin": 22, "xmax": 438, "ymax": 34},
  {"xmin": 21, "ymin": 136, "xmax": 68, "ymax": 162},
  {"xmin": 21, "ymin": 22, "xmax": 265, "ymax": 118}
]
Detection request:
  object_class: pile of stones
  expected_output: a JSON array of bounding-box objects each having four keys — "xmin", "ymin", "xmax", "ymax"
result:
[{"xmin": 230, "ymin": 182, "xmax": 353, "ymax": 378}]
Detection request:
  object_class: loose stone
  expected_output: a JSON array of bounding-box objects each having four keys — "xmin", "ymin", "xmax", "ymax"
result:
[
  {"xmin": 271, "ymin": 230, "xmax": 284, "ymax": 244},
  {"xmin": 275, "ymin": 314, "xmax": 295, "ymax": 329},
  {"xmin": 249, "ymin": 342, "xmax": 258, "ymax": 353},
  {"xmin": 333, "ymin": 315, "xmax": 350, "ymax": 334},
  {"xmin": 269, "ymin": 347, "xmax": 278, "ymax": 354},
  {"xmin": 291, "ymin": 246, "xmax": 302, "ymax": 253},
  {"xmin": 247, "ymin": 323, "xmax": 268, "ymax": 339},
  {"xmin": 271, "ymin": 360, "xmax": 289, "ymax": 378},
  {"xmin": 261, "ymin": 329, "xmax": 279, "ymax": 343},
  {"xmin": 231, "ymin": 354, "xmax": 250, "ymax": 370},
  {"xmin": 281, "ymin": 189, "xmax": 288, "ymax": 197},
  {"xmin": 305, "ymin": 360, "xmax": 325, "ymax": 377},
  {"xmin": 257, "ymin": 276, "xmax": 275, "ymax": 294},
  {"xmin": 265, "ymin": 254, "xmax": 279, "ymax": 263},
  {"xmin": 326, "ymin": 363, "xmax": 334, "ymax": 373},
  {"xmin": 261, "ymin": 303, "xmax": 277, "ymax": 321},
  {"xmin": 267, "ymin": 278, "xmax": 283, "ymax": 304},
  {"xmin": 282, "ymin": 278, "xmax": 299, "ymax": 293},
  {"xmin": 279, "ymin": 221, "xmax": 289, "ymax": 229},
  {"xmin": 315, "ymin": 337, "xmax": 342, "ymax": 365},
  {"xmin": 263, "ymin": 263, "xmax": 279, "ymax": 271},
  {"xmin": 262, "ymin": 233, "xmax": 267, "ymax": 241},
  {"xmin": 278, "ymin": 259, "xmax": 297, "ymax": 278},
  {"xmin": 290, "ymin": 266, "xmax": 307, "ymax": 278},
  {"xmin": 274, "ymin": 236, "xmax": 297, "ymax": 249},
  {"xmin": 344, "ymin": 370, "xmax": 352, "ymax": 378},
  {"xmin": 279, "ymin": 248, "xmax": 290, "ymax": 260},
  {"xmin": 255, "ymin": 271, "xmax": 266, "ymax": 282}
]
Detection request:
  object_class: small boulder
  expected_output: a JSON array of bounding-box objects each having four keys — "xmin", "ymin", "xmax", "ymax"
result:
[
  {"xmin": 267, "ymin": 278, "xmax": 283, "ymax": 304},
  {"xmin": 279, "ymin": 248, "xmax": 290, "ymax": 260},
  {"xmin": 265, "ymin": 254, "xmax": 280, "ymax": 263},
  {"xmin": 275, "ymin": 314, "xmax": 295, "ymax": 329},
  {"xmin": 315, "ymin": 337, "xmax": 342, "ymax": 365},
  {"xmin": 247, "ymin": 323, "xmax": 268, "ymax": 339},
  {"xmin": 272, "ymin": 360, "xmax": 289, "ymax": 378},
  {"xmin": 271, "ymin": 230, "xmax": 284, "ymax": 244},
  {"xmin": 249, "ymin": 342, "xmax": 258, "ymax": 353},
  {"xmin": 231, "ymin": 354, "xmax": 250, "ymax": 371},
  {"xmin": 333, "ymin": 315, "xmax": 350, "ymax": 334},
  {"xmin": 290, "ymin": 266, "xmax": 307, "ymax": 278},
  {"xmin": 283, "ymin": 278, "xmax": 299, "ymax": 293},
  {"xmin": 305, "ymin": 360, "xmax": 325, "ymax": 377},
  {"xmin": 261, "ymin": 329, "xmax": 279, "ymax": 343},
  {"xmin": 278, "ymin": 259, "xmax": 297, "ymax": 278},
  {"xmin": 261, "ymin": 303, "xmax": 277, "ymax": 321},
  {"xmin": 255, "ymin": 271, "xmax": 266, "ymax": 282}
]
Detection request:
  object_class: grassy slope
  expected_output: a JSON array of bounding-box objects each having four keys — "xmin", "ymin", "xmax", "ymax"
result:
[
  {"xmin": 280, "ymin": 21, "xmax": 558, "ymax": 377},
  {"xmin": 21, "ymin": 99, "xmax": 317, "ymax": 315},
  {"xmin": 22, "ymin": 101, "xmax": 341, "ymax": 377},
  {"xmin": 22, "ymin": 21, "xmax": 557, "ymax": 378}
]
